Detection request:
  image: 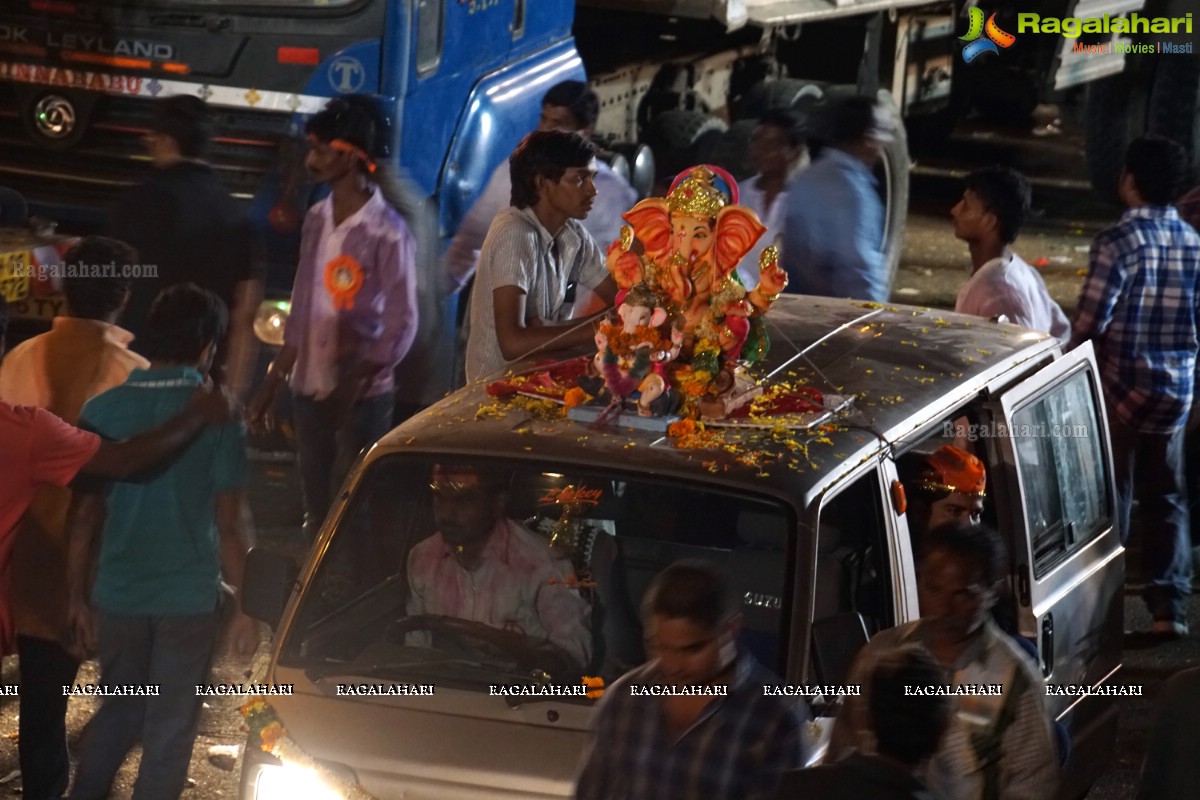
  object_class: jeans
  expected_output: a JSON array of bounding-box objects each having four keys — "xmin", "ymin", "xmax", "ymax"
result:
[
  {"xmin": 17, "ymin": 635, "xmax": 80, "ymax": 800},
  {"xmin": 68, "ymin": 611, "xmax": 219, "ymax": 800},
  {"xmin": 293, "ymin": 392, "xmax": 394, "ymax": 540},
  {"xmin": 1108, "ymin": 413, "xmax": 1192, "ymax": 623}
]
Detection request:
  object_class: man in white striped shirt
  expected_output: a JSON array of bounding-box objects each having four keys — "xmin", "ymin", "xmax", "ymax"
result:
[{"xmin": 465, "ymin": 131, "xmax": 617, "ymax": 382}]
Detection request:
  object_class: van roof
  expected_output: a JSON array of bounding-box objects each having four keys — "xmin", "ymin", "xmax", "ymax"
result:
[{"xmin": 379, "ymin": 296, "xmax": 1059, "ymax": 508}]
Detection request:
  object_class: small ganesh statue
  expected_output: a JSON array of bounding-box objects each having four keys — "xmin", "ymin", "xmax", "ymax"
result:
[
  {"xmin": 580, "ymin": 282, "xmax": 684, "ymax": 417},
  {"xmin": 600, "ymin": 165, "xmax": 788, "ymax": 418}
]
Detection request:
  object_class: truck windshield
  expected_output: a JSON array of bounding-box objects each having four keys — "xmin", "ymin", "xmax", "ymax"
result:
[{"xmin": 279, "ymin": 455, "xmax": 794, "ymax": 695}]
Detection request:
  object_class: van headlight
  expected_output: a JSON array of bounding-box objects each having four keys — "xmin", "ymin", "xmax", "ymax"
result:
[
  {"xmin": 254, "ymin": 300, "xmax": 290, "ymax": 347},
  {"xmin": 252, "ymin": 762, "xmax": 343, "ymax": 800}
]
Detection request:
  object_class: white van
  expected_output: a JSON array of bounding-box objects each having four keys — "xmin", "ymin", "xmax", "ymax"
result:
[{"xmin": 239, "ymin": 295, "xmax": 1123, "ymax": 800}]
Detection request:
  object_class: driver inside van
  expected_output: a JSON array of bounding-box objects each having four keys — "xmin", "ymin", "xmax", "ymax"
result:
[{"xmin": 405, "ymin": 465, "xmax": 592, "ymax": 671}]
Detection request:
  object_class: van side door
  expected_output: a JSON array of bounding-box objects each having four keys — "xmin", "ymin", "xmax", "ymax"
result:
[{"xmin": 987, "ymin": 342, "xmax": 1122, "ymax": 798}]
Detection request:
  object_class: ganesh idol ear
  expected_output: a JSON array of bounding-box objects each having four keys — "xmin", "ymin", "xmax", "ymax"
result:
[
  {"xmin": 622, "ymin": 199, "xmax": 672, "ymax": 259},
  {"xmin": 649, "ymin": 307, "xmax": 668, "ymax": 328},
  {"xmin": 712, "ymin": 206, "xmax": 767, "ymax": 276}
]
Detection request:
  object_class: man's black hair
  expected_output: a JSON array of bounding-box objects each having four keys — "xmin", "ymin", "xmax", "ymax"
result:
[
  {"xmin": 920, "ymin": 523, "xmax": 1005, "ymax": 586},
  {"xmin": 964, "ymin": 166, "xmax": 1032, "ymax": 245},
  {"xmin": 139, "ymin": 283, "xmax": 228, "ymax": 363},
  {"xmin": 870, "ymin": 645, "xmax": 952, "ymax": 765},
  {"xmin": 0, "ymin": 294, "xmax": 8, "ymax": 346},
  {"xmin": 509, "ymin": 130, "xmax": 598, "ymax": 209},
  {"xmin": 1124, "ymin": 135, "xmax": 1189, "ymax": 205},
  {"xmin": 542, "ymin": 80, "xmax": 600, "ymax": 130},
  {"xmin": 62, "ymin": 237, "xmax": 135, "ymax": 322},
  {"xmin": 826, "ymin": 95, "xmax": 879, "ymax": 146},
  {"xmin": 305, "ymin": 95, "xmax": 389, "ymax": 159},
  {"xmin": 758, "ymin": 108, "xmax": 806, "ymax": 149},
  {"xmin": 642, "ymin": 560, "xmax": 736, "ymax": 630},
  {"xmin": 151, "ymin": 96, "xmax": 212, "ymax": 159}
]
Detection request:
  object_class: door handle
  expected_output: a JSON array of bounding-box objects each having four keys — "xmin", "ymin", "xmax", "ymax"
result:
[{"xmin": 1041, "ymin": 613, "xmax": 1054, "ymax": 678}]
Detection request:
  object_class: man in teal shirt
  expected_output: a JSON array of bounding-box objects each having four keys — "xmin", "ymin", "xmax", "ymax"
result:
[{"xmin": 66, "ymin": 284, "xmax": 257, "ymax": 800}]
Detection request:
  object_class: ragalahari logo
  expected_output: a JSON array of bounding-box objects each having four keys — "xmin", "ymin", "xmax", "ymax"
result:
[{"xmin": 960, "ymin": 8, "xmax": 1017, "ymax": 62}]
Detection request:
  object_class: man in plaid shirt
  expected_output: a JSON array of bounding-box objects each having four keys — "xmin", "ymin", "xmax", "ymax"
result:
[
  {"xmin": 575, "ymin": 561, "xmax": 808, "ymax": 800},
  {"xmin": 1069, "ymin": 136, "xmax": 1200, "ymax": 638}
]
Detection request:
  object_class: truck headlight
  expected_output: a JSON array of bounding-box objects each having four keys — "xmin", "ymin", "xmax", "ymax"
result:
[
  {"xmin": 253, "ymin": 300, "xmax": 290, "ymax": 347},
  {"xmin": 253, "ymin": 762, "xmax": 342, "ymax": 800}
]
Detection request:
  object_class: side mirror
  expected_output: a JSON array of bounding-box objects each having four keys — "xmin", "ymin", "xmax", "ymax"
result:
[
  {"xmin": 811, "ymin": 611, "xmax": 870, "ymax": 687},
  {"xmin": 242, "ymin": 548, "xmax": 299, "ymax": 628}
]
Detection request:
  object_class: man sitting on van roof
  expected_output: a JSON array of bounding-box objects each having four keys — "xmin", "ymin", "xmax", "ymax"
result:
[
  {"xmin": 576, "ymin": 560, "xmax": 809, "ymax": 800},
  {"xmin": 829, "ymin": 525, "xmax": 1059, "ymax": 800},
  {"xmin": 406, "ymin": 465, "xmax": 592, "ymax": 672}
]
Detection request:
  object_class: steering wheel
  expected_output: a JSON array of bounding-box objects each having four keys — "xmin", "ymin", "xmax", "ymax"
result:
[{"xmin": 385, "ymin": 614, "xmax": 551, "ymax": 671}]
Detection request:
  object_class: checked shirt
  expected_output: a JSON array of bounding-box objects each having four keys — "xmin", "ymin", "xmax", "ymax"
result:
[{"xmin": 1069, "ymin": 206, "xmax": 1200, "ymax": 433}]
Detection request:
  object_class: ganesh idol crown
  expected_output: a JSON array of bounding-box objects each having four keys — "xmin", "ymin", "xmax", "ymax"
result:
[{"xmin": 577, "ymin": 164, "xmax": 789, "ymax": 422}]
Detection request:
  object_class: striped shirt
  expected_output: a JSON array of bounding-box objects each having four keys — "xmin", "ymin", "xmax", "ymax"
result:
[
  {"xmin": 465, "ymin": 206, "xmax": 608, "ymax": 382},
  {"xmin": 1068, "ymin": 206, "xmax": 1200, "ymax": 433},
  {"xmin": 575, "ymin": 653, "xmax": 809, "ymax": 800},
  {"xmin": 829, "ymin": 619, "xmax": 1058, "ymax": 800}
]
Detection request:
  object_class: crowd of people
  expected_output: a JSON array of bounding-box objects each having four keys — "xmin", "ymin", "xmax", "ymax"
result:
[{"xmin": 0, "ymin": 77, "xmax": 1198, "ymax": 800}]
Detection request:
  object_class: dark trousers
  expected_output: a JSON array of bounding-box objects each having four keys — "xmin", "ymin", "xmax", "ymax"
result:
[
  {"xmin": 1109, "ymin": 413, "xmax": 1192, "ymax": 622},
  {"xmin": 68, "ymin": 611, "xmax": 219, "ymax": 800},
  {"xmin": 17, "ymin": 635, "xmax": 80, "ymax": 800},
  {"xmin": 294, "ymin": 392, "xmax": 394, "ymax": 540}
]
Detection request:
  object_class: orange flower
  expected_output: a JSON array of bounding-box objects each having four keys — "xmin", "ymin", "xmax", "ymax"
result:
[
  {"xmin": 564, "ymin": 387, "xmax": 591, "ymax": 409},
  {"xmin": 259, "ymin": 721, "xmax": 287, "ymax": 753},
  {"xmin": 582, "ymin": 675, "xmax": 606, "ymax": 700},
  {"xmin": 667, "ymin": 419, "xmax": 696, "ymax": 438}
]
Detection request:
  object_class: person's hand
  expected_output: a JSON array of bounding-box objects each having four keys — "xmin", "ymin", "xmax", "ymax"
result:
[
  {"xmin": 65, "ymin": 599, "xmax": 97, "ymax": 661},
  {"xmin": 190, "ymin": 385, "xmax": 240, "ymax": 426},
  {"xmin": 246, "ymin": 379, "xmax": 280, "ymax": 433},
  {"xmin": 757, "ymin": 256, "xmax": 789, "ymax": 300},
  {"xmin": 221, "ymin": 611, "xmax": 260, "ymax": 659}
]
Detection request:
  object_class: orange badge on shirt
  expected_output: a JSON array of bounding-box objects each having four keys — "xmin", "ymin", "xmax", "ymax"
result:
[{"xmin": 323, "ymin": 255, "xmax": 363, "ymax": 310}]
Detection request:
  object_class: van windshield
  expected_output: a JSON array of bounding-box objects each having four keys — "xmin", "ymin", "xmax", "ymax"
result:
[{"xmin": 279, "ymin": 456, "xmax": 794, "ymax": 695}]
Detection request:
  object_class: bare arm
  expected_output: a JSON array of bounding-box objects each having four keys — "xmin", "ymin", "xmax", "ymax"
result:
[
  {"xmin": 246, "ymin": 344, "xmax": 298, "ymax": 432},
  {"xmin": 224, "ymin": 277, "xmax": 264, "ymax": 399},
  {"xmin": 81, "ymin": 387, "xmax": 235, "ymax": 480},
  {"xmin": 492, "ymin": 285, "xmax": 602, "ymax": 362},
  {"xmin": 64, "ymin": 489, "xmax": 107, "ymax": 657},
  {"xmin": 216, "ymin": 490, "xmax": 259, "ymax": 656}
]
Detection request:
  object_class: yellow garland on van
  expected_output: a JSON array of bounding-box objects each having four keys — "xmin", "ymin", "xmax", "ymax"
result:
[{"xmin": 239, "ymin": 646, "xmax": 382, "ymax": 800}]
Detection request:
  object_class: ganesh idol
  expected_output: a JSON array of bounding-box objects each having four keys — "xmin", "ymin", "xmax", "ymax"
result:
[{"xmin": 605, "ymin": 164, "xmax": 788, "ymax": 362}]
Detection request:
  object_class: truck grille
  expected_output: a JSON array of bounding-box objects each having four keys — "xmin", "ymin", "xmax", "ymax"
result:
[{"xmin": 0, "ymin": 84, "xmax": 291, "ymax": 215}]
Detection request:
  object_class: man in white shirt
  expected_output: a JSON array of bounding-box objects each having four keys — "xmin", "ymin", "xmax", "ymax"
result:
[
  {"xmin": 464, "ymin": 131, "xmax": 617, "ymax": 382},
  {"xmin": 444, "ymin": 81, "xmax": 637, "ymax": 296},
  {"xmin": 736, "ymin": 110, "xmax": 807, "ymax": 289},
  {"xmin": 952, "ymin": 167, "xmax": 1069, "ymax": 343}
]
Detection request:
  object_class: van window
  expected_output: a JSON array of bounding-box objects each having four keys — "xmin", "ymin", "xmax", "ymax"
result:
[
  {"xmin": 1010, "ymin": 369, "xmax": 1109, "ymax": 577},
  {"xmin": 416, "ymin": 0, "xmax": 444, "ymax": 75},
  {"xmin": 811, "ymin": 470, "xmax": 892, "ymax": 683},
  {"xmin": 280, "ymin": 456, "xmax": 794, "ymax": 692}
]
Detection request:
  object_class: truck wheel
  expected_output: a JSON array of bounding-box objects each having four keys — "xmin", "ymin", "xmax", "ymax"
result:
[
  {"xmin": 1085, "ymin": 70, "xmax": 1149, "ymax": 202},
  {"xmin": 644, "ymin": 110, "xmax": 728, "ymax": 182},
  {"xmin": 738, "ymin": 78, "xmax": 826, "ymax": 121},
  {"xmin": 707, "ymin": 119, "xmax": 758, "ymax": 180}
]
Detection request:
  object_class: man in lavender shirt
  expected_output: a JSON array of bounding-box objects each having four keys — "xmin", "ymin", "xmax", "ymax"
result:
[{"xmin": 249, "ymin": 97, "xmax": 419, "ymax": 539}]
